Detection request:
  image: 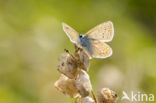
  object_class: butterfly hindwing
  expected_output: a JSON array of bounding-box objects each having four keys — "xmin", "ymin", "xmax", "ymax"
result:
[
  {"xmin": 86, "ymin": 21, "xmax": 114, "ymax": 42},
  {"xmin": 62, "ymin": 23, "xmax": 79, "ymax": 43},
  {"xmin": 90, "ymin": 40, "xmax": 112, "ymax": 58}
]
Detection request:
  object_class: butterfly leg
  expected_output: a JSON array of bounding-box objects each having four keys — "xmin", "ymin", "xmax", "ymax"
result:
[{"xmin": 64, "ymin": 48, "xmax": 75, "ymax": 59}]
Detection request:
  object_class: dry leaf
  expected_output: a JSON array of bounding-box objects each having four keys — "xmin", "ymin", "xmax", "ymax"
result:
[
  {"xmin": 54, "ymin": 75, "xmax": 79, "ymax": 98},
  {"xmin": 75, "ymin": 70, "xmax": 92, "ymax": 97},
  {"xmin": 74, "ymin": 45, "xmax": 90, "ymax": 71},
  {"xmin": 58, "ymin": 53, "xmax": 78, "ymax": 79}
]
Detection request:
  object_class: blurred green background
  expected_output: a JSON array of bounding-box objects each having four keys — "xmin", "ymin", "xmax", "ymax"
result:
[{"xmin": 0, "ymin": 0, "xmax": 156, "ymax": 103}]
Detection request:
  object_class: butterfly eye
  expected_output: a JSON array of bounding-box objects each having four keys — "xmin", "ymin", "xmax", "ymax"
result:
[{"xmin": 79, "ymin": 35, "xmax": 82, "ymax": 38}]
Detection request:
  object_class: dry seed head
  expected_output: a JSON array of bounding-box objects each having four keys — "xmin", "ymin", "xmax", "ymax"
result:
[
  {"xmin": 76, "ymin": 96, "xmax": 94, "ymax": 103},
  {"xmin": 58, "ymin": 53, "xmax": 78, "ymax": 79},
  {"xmin": 97, "ymin": 88, "xmax": 117, "ymax": 103},
  {"xmin": 54, "ymin": 74, "xmax": 79, "ymax": 98},
  {"xmin": 74, "ymin": 70, "xmax": 92, "ymax": 97},
  {"xmin": 74, "ymin": 45, "xmax": 90, "ymax": 71}
]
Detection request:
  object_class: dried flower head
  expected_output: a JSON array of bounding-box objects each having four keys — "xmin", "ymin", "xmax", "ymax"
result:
[
  {"xmin": 97, "ymin": 88, "xmax": 117, "ymax": 103},
  {"xmin": 74, "ymin": 45, "xmax": 90, "ymax": 71},
  {"xmin": 74, "ymin": 70, "xmax": 92, "ymax": 97},
  {"xmin": 58, "ymin": 53, "xmax": 78, "ymax": 79},
  {"xmin": 76, "ymin": 96, "xmax": 94, "ymax": 103},
  {"xmin": 54, "ymin": 75, "xmax": 79, "ymax": 98}
]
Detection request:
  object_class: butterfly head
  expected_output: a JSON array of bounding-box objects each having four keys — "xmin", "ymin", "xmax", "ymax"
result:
[
  {"xmin": 79, "ymin": 34, "xmax": 85, "ymax": 39},
  {"xmin": 78, "ymin": 34, "xmax": 90, "ymax": 49}
]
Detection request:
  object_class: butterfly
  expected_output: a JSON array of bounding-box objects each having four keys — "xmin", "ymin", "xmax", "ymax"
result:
[{"xmin": 62, "ymin": 21, "xmax": 114, "ymax": 59}]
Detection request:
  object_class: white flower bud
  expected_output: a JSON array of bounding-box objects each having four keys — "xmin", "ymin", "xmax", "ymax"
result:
[
  {"xmin": 75, "ymin": 70, "xmax": 92, "ymax": 97},
  {"xmin": 54, "ymin": 75, "xmax": 79, "ymax": 98}
]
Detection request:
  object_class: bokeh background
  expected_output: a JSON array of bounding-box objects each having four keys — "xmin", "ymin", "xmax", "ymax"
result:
[{"xmin": 0, "ymin": 0, "xmax": 156, "ymax": 103}]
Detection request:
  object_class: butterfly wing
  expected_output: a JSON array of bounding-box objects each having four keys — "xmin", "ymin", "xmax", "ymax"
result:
[
  {"xmin": 62, "ymin": 23, "xmax": 79, "ymax": 43},
  {"xmin": 86, "ymin": 21, "xmax": 114, "ymax": 42},
  {"xmin": 90, "ymin": 40, "xmax": 112, "ymax": 58}
]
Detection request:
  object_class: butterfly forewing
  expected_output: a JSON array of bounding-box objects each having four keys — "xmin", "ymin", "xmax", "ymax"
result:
[
  {"xmin": 90, "ymin": 40, "xmax": 112, "ymax": 58},
  {"xmin": 86, "ymin": 21, "xmax": 114, "ymax": 42},
  {"xmin": 62, "ymin": 23, "xmax": 79, "ymax": 43}
]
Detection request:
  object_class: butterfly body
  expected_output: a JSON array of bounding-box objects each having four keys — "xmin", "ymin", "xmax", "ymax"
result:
[
  {"xmin": 78, "ymin": 34, "xmax": 92, "ymax": 56},
  {"xmin": 62, "ymin": 21, "xmax": 114, "ymax": 59}
]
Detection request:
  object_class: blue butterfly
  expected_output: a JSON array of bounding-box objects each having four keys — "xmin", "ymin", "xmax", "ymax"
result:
[{"xmin": 62, "ymin": 21, "xmax": 114, "ymax": 59}]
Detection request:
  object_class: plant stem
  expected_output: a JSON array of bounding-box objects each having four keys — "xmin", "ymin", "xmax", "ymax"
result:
[
  {"xmin": 91, "ymin": 90, "xmax": 98, "ymax": 103},
  {"xmin": 64, "ymin": 49, "xmax": 75, "ymax": 59}
]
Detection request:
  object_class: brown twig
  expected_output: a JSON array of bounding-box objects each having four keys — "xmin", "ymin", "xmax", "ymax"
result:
[{"xmin": 91, "ymin": 90, "xmax": 98, "ymax": 103}]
